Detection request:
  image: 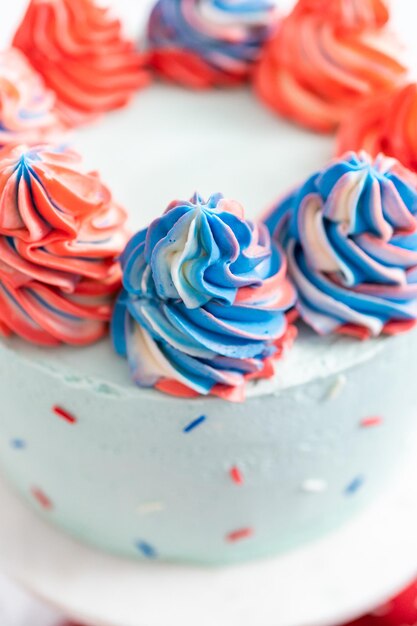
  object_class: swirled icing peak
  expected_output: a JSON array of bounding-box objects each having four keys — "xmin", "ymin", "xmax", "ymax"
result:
[
  {"xmin": 254, "ymin": 0, "xmax": 406, "ymax": 132},
  {"xmin": 147, "ymin": 0, "xmax": 277, "ymax": 89},
  {"xmin": 0, "ymin": 48, "xmax": 62, "ymax": 147},
  {"xmin": 0, "ymin": 144, "xmax": 127, "ymax": 346},
  {"xmin": 299, "ymin": 0, "xmax": 389, "ymax": 30},
  {"xmin": 112, "ymin": 193, "xmax": 296, "ymax": 401},
  {"xmin": 13, "ymin": 0, "xmax": 150, "ymax": 126},
  {"xmin": 337, "ymin": 83, "xmax": 417, "ymax": 174},
  {"xmin": 265, "ymin": 151, "xmax": 417, "ymax": 339}
]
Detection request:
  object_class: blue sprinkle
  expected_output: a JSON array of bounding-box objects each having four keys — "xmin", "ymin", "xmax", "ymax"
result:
[
  {"xmin": 183, "ymin": 415, "xmax": 207, "ymax": 433},
  {"xmin": 136, "ymin": 541, "xmax": 157, "ymax": 559},
  {"xmin": 10, "ymin": 438, "xmax": 26, "ymax": 450},
  {"xmin": 345, "ymin": 475, "xmax": 365, "ymax": 496}
]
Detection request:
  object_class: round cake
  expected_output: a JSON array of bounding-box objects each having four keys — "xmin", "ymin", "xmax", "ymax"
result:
[{"xmin": 1, "ymin": 0, "xmax": 417, "ymax": 567}]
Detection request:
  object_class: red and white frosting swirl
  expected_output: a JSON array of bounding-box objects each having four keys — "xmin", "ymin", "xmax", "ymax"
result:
[
  {"xmin": 337, "ymin": 82, "xmax": 417, "ymax": 173},
  {"xmin": 13, "ymin": 0, "xmax": 150, "ymax": 126},
  {"xmin": 0, "ymin": 144, "xmax": 128, "ymax": 346},
  {"xmin": 299, "ymin": 0, "xmax": 390, "ymax": 30},
  {"xmin": 254, "ymin": 0, "xmax": 407, "ymax": 132},
  {"xmin": 0, "ymin": 48, "xmax": 62, "ymax": 147}
]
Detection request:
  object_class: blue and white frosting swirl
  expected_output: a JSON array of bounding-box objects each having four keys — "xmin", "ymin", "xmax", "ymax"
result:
[
  {"xmin": 265, "ymin": 152, "xmax": 417, "ymax": 338},
  {"xmin": 147, "ymin": 0, "xmax": 276, "ymax": 86},
  {"xmin": 112, "ymin": 193, "xmax": 296, "ymax": 400}
]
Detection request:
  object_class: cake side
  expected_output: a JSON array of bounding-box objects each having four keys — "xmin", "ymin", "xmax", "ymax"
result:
[{"xmin": 0, "ymin": 326, "xmax": 415, "ymax": 564}]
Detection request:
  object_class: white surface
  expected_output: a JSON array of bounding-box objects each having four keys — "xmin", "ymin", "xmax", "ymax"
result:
[
  {"xmin": 0, "ymin": 574, "xmax": 62, "ymax": 626},
  {"xmin": 0, "ymin": 452, "xmax": 417, "ymax": 626}
]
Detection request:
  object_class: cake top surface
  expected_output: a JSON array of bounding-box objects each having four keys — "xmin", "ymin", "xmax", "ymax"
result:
[
  {"xmin": 72, "ymin": 84, "xmax": 333, "ymax": 234},
  {"xmin": 0, "ymin": 74, "xmax": 389, "ymax": 400}
]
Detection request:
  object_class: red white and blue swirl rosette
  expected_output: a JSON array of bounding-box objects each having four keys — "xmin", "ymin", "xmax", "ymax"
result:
[
  {"xmin": 265, "ymin": 151, "xmax": 417, "ymax": 339},
  {"xmin": 147, "ymin": 0, "xmax": 277, "ymax": 88},
  {"xmin": 112, "ymin": 193, "xmax": 296, "ymax": 401}
]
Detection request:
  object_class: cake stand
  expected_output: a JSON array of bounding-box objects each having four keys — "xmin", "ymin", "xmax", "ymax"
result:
[{"xmin": 0, "ymin": 448, "xmax": 417, "ymax": 626}]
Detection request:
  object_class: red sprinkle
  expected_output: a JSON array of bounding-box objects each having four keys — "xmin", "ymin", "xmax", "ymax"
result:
[
  {"xmin": 229, "ymin": 466, "xmax": 244, "ymax": 485},
  {"xmin": 226, "ymin": 527, "xmax": 254, "ymax": 543},
  {"xmin": 53, "ymin": 405, "xmax": 77, "ymax": 424},
  {"xmin": 31, "ymin": 487, "xmax": 53, "ymax": 510},
  {"xmin": 361, "ymin": 416, "xmax": 383, "ymax": 428}
]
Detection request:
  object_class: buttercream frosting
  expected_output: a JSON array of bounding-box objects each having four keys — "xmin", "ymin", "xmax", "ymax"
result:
[
  {"xmin": 265, "ymin": 151, "xmax": 417, "ymax": 338},
  {"xmin": 147, "ymin": 0, "xmax": 277, "ymax": 89},
  {"xmin": 0, "ymin": 144, "xmax": 127, "ymax": 346},
  {"xmin": 0, "ymin": 48, "xmax": 62, "ymax": 147},
  {"xmin": 112, "ymin": 193, "xmax": 296, "ymax": 401},
  {"xmin": 13, "ymin": 0, "xmax": 150, "ymax": 126},
  {"xmin": 254, "ymin": 0, "xmax": 407, "ymax": 132},
  {"xmin": 337, "ymin": 83, "xmax": 417, "ymax": 173},
  {"xmin": 298, "ymin": 0, "xmax": 390, "ymax": 30}
]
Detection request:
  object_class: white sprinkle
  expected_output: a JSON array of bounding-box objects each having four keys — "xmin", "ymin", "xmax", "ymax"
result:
[
  {"xmin": 301, "ymin": 479, "xmax": 328, "ymax": 494},
  {"xmin": 324, "ymin": 374, "xmax": 347, "ymax": 401},
  {"xmin": 137, "ymin": 501, "xmax": 165, "ymax": 516}
]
